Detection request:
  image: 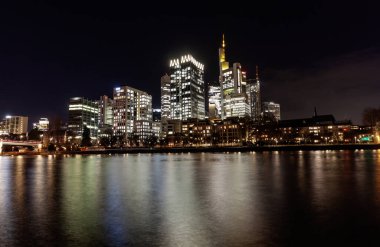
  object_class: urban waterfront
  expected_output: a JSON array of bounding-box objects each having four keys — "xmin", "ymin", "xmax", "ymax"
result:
[{"xmin": 1, "ymin": 151, "xmax": 380, "ymax": 246}]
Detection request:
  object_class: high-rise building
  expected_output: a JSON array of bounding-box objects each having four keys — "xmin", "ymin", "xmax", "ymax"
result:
[
  {"xmin": 248, "ymin": 66, "xmax": 261, "ymax": 122},
  {"xmin": 169, "ymin": 54, "xmax": 205, "ymax": 120},
  {"xmin": 0, "ymin": 115, "xmax": 28, "ymax": 135},
  {"xmin": 68, "ymin": 97, "xmax": 99, "ymax": 139},
  {"xmin": 262, "ymin": 101, "xmax": 281, "ymax": 121},
  {"xmin": 113, "ymin": 86, "xmax": 152, "ymax": 142},
  {"xmin": 208, "ymin": 82, "xmax": 222, "ymax": 119},
  {"xmin": 33, "ymin": 118, "xmax": 49, "ymax": 131},
  {"xmin": 160, "ymin": 74, "xmax": 171, "ymax": 121},
  {"xmin": 219, "ymin": 35, "xmax": 251, "ymax": 119},
  {"xmin": 98, "ymin": 95, "xmax": 114, "ymax": 127}
]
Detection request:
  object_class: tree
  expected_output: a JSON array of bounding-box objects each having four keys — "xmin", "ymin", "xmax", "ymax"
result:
[
  {"xmin": 47, "ymin": 143, "xmax": 56, "ymax": 152},
  {"xmin": 28, "ymin": 127, "xmax": 43, "ymax": 141},
  {"xmin": 81, "ymin": 125, "xmax": 92, "ymax": 147}
]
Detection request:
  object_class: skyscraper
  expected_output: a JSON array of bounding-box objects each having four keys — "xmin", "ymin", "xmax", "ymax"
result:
[
  {"xmin": 208, "ymin": 82, "xmax": 222, "ymax": 119},
  {"xmin": 169, "ymin": 54, "xmax": 205, "ymax": 120},
  {"xmin": 113, "ymin": 86, "xmax": 152, "ymax": 143},
  {"xmin": 219, "ymin": 35, "xmax": 251, "ymax": 119},
  {"xmin": 160, "ymin": 74, "xmax": 171, "ymax": 121},
  {"xmin": 248, "ymin": 66, "xmax": 262, "ymax": 122},
  {"xmin": 98, "ymin": 95, "xmax": 113, "ymax": 127},
  {"xmin": 68, "ymin": 97, "xmax": 99, "ymax": 138}
]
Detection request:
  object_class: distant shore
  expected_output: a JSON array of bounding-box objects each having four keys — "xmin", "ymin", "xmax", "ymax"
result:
[{"xmin": 1, "ymin": 144, "xmax": 380, "ymax": 156}]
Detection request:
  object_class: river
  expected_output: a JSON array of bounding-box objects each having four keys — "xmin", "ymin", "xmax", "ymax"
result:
[{"xmin": 1, "ymin": 151, "xmax": 380, "ymax": 246}]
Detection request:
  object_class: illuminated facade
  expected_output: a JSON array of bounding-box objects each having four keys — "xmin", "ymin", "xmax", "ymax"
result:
[
  {"xmin": 98, "ymin": 95, "xmax": 113, "ymax": 127},
  {"xmin": 152, "ymin": 121, "xmax": 161, "ymax": 137},
  {"xmin": 33, "ymin": 118, "xmax": 49, "ymax": 131},
  {"xmin": 208, "ymin": 83, "xmax": 222, "ymax": 119},
  {"xmin": 113, "ymin": 86, "xmax": 152, "ymax": 143},
  {"xmin": 0, "ymin": 115, "xmax": 28, "ymax": 135},
  {"xmin": 262, "ymin": 101, "xmax": 281, "ymax": 121},
  {"xmin": 68, "ymin": 97, "xmax": 99, "ymax": 138},
  {"xmin": 160, "ymin": 74, "xmax": 171, "ymax": 121},
  {"xmin": 169, "ymin": 54, "xmax": 205, "ymax": 120},
  {"xmin": 219, "ymin": 35, "xmax": 251, "ymax": 119}
]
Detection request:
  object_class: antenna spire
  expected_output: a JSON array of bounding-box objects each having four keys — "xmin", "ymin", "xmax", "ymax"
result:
[{"xmin": 222, "ymin": 34, "xmax": 225, "ymax": 48}]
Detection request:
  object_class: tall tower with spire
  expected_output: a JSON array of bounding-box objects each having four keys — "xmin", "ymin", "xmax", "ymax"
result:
[
  {"xmin": 218, "ymin": 34, "xmax": 250, "ymax": 119},
  {"xmin": 219, "ymin": 34, "xmax": 229, "ymax": 79}
]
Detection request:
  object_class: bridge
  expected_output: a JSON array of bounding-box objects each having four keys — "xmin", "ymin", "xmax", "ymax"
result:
[{"xmin": 0, "ymin": 140, "xmax": 42, "ymax": 153}]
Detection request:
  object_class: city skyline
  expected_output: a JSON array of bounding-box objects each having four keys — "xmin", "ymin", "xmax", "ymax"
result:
[{"xmin": 1, "ymin": 1, "xmax": 379, "ymax": 124}]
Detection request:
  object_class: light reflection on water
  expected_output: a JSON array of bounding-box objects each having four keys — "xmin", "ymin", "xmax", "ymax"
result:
[{"xmin": 1, "ymin": 151, "xmax": 380, "ymax": 246}]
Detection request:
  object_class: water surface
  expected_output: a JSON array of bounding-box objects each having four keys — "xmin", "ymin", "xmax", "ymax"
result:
[{"xmin": 1, "ymin": 151, "xmax": 380, "ymax": 246}]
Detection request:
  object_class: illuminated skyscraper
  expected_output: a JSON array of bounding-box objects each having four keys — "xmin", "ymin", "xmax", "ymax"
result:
[
  {"xmin": 98, "ymin": 95, "xmax": 113, "ymax": 127},
  {"xmin": 208, "ymin": 82, "xmax": 222, "ymax": 119},
  {"xmin": 68, "ymin": 97, "xmax": 98, "ymax": 138},
  {"xmin": 169, "ymin": 54, "xmax": 205, "ymax": 120},
  {"xmin": 160, "ymin": 74, "xmax": 171, "ymax": 121},
  {"xmin": 113, "ymin": 86, "xmax": 152, "ymax": 143},
  {"xmin": 219, "ymin": 35, "xmax": 251, "ymax": 119}
]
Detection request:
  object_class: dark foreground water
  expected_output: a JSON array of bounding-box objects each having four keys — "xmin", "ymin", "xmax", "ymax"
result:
[{"xmin": 1, "ymin": 151, "xmax": 380, "ymax": 246}]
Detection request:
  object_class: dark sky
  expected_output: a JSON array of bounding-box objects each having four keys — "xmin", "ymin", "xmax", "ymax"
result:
[{"xmin": 0, "ymin": 1, "xmax": 379, "ymax": 125}]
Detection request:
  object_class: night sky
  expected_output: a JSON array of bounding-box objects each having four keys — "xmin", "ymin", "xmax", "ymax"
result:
[{"xmin": 1, "ymin": 1, "xmax": 379, "ymax": 125}]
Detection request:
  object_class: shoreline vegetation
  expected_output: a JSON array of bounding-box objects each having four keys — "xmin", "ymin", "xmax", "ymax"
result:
[{"xmin": 1, "ymin": 144, "xmax": 380, "ymax": 156}]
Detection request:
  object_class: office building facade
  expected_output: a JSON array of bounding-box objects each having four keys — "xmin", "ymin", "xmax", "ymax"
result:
[
  {"xmin": 113, "ymin": 86, "xmax": 152, "ymax": 142},
  {"xmin": 160, "ymin": 74, "xmax": 171, "ymax": 121},
  {"xmin": 98, "ymin": 95, "xmax": 114, "ymax": 127},
  {"xmin": 33, "ymin": 118, "xmax": 49, "ymax": 131},
  {"xmin": 0, "ymin": 115, "xmax": 28, "ymax": 135},
  {"xmin": 68, "ymin": 97, "xmax": 99, "ymax": 138},
  {"xmin": 208, "ymin": 83, "xmax": 222, "ymax": 119},
  {"xmin": 219, "ymin": 35, "xmax": 251, "ymax": 119},
  {"xmin": 169, "ymin": 54, "xmax": 205, "ymax": 120}
]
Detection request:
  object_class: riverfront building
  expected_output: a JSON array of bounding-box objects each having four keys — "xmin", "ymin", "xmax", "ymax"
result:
[
  {"xmin": 0, "ymin": 115, "xmax": 28, "ymax": 135},
  {"xmin": 219, "ymin": 35, "xmax": 251, "ymax": 119},
  {"xmin": 208, "ymin": 82, "xmax": 222, "ymax": 119},
  {"xmin": 169, "ymin": 54, "xmax": 206, "ymax": 120},
  {"xmin": 68, "ymin": 97, "xmax": 99, "ymax": 139},
  {"xmin": 113, "ymin": 85, "xmax": 152, "ymax": 143}
]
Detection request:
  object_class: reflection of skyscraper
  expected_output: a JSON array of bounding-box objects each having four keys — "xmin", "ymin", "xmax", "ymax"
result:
[
  {"xmin": 160, "ymin": 74, "xmax": 171, "ymax": 121},
  {"xmin": 208, "ymin": 82, "xmax": 221, "ymax": 119},
  {"xmin": 262, "ymin": 101, "xmax": 281, "ymax": 121},
  {"xmin": 169, "ymin": 54, "xmax": 205, "ymax": 120},
  {"xmin": 248, "ymin": 66, "xmax": 261, "ymax": 122},
  {"xmin": 219, "ymin": 35, "xmax": 251, "ymax": 119}
]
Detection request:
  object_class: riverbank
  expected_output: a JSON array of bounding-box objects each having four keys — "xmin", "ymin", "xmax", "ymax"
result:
[
  {"xmin": 73, "ymin": 144, "xmax": 380, "ymax": 154},
  {"xmin": 1, "ymin": 144, "xmax": 380, "ymax": 156}
]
